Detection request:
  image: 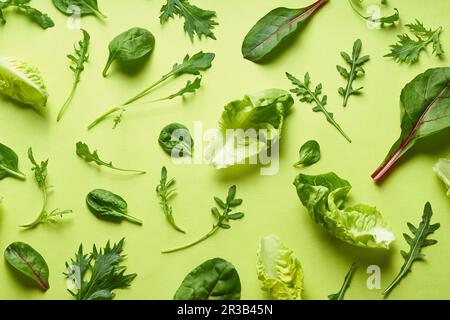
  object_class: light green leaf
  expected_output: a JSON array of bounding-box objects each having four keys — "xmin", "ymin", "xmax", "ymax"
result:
[{"xmin": 434, "ymin": 158, "xmax": 450, "ymax": 197}]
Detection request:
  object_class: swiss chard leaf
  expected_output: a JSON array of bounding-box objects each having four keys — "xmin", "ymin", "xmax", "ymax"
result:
[
  {"xmin": 372, "ymin": 68, "xmax": 450, "ymax": 182},
  {"xmin": 0, "ymin": 142, "xmax": 25, "ymax": 180},
  {"xmin": 52, "ymin": 0, "xmax": 106, "ymax": 19},
  {"xmin": 382, "ymin": 202, "xmax": 440, "ymax": 297},
  {"xmin": 294, "ymin": 140, "xmax": 321, "ymax": 168},
  {"xmin": 242, "ymin": 0, "xmax": 328, "ymax": 62},
  {"xmin": 4, "ymin": 242, "xmax": 49, "ymax": 291},
  {"xmin": 174, "ymin": 258, "xmax": 241, "ymax": 300},
  {"xmin": 328, "ymin": 263, "xmax": 356, "ymax": 300}
]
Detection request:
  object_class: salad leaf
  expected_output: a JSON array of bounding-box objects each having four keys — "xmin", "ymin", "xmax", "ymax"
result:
[
  {"xmin": 205, "ymin": 89, "xmax": 294, "ymax": 169},
  {"xmin": 103, "ymin": 27, "xmax": 155, "ymax": 77},
  {"xmin": 162, "ymin": 185, "xmax": 244, "ymax": 253},
  {"xmin": 348, "ymin": 0, "xmax": 399, "ymax": 27},
  {"xmin": 242, "ymin": 0, "xmax": 328, "ymax": 62},
  {"xmin": 337, "ymin": 39, "xmax": 370, "ymax": 107},
  {"xmin": 294, "ymin": 172, "xmax": 395, "ymax": 249},
  {"xmin": 371, "ymin": 68, "xmax": 450, "ymax": 182},
  {"xmin": 0, "ymin": 142, "xmax": 25, "ymax": 180},
  {"xmin": 52, "ymin": 0, "xmax": 106, "ymax": 19},
  {"xmin": 4, "ymin": 242, "xmax": 49, "ymax": 291},
  {"xmin": 385, "ymin": 20, "xmax": 444, "ymax": 64},
  {"xmin": 160, "ymin": 0, "xmax": 218, "ymax": 41},
  {"xmin": 433, "ymin": 159, "xmax": 450, "ymax": 197},
  {"xmin": 257, "ymin": 235, "xmax": 303, "ymax": 300},
  {"xmin": 383, "ymin": 202, "xmax": 440, "ymax": 297},
  {"xmin": 158, "ymin": 123, "xmax": 193, "ymax": 158},
  {"xmin": 0, "ymin": 56, "xmax": 48, "ymax": 108},
  {"xmin": 76, "ymin": 141, "xmax": 146, "ymax": 174},
  {"xmin": 86, "ymin": 189, "xmax": 143, "ymax": 225},
  {"xmin": 65, "ymin": 238, "xmax": 136, "ymax": 300},
  {"xmin": 294, "ymin": 140, "xmax": 321, "ymax": 167},
  {"xmin": 287, "ymin": 72, "xmax": 351, "ymax": 143},
  {"xmin": 21, "ymin": 148, "xmax": 72, "ymax": 229},
  {"xmin": 0, "ymin": 0, "xmax": 54, "ymax": 29},
  {"xmin": 174, "ymin": 258, "xmax": 241, "ymax": 300},
  {"xmin": 57, "ymin": 29, "xmax": 90, "ymax": 121},
  {"xmin": 328, "ymin": 263, "xmax": 356, "ymax": 300}
]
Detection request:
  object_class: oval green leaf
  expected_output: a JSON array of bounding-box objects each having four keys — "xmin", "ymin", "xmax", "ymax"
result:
[
  {"xmin": 158, "ymin": 123, "xmax": 193, "ymax": 157},
  {"xmin": 0, "ymin": 143, "xmax": 25, "ymax": 180}
]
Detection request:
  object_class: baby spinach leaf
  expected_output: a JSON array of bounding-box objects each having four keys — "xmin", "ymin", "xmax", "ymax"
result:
[
  {"xmin": 103, "ymin": 27, "xmax": 155, "ymax": 77},
  {"xmin": 0, "ymin": 0, "xmax": 54, "ymax": 29},
  {"xmin": 162, "ymin": 186, "xmax": 244, "ymax": 253},
  {"xmin": 337, "ymin": 39, "xmax": 370, "ymax": 107},
  {"xmin": 52, "ymin": 0, "xmax": 106, "ymax": 19},
  {"xmin": 294, "ymin": 140, "xmax": 321, "ymax": 168},
  {"xmin": 57, "ymin": 29, "xmax": 90, "ymax": 121},
  {"xmin": 433, "ymin": 159, "xmax": 450, "ymax": 197},
  {"xmin": 242, "ymin": 0, "xmax": 328, "ymax": 62},
  {"xmin": 372, "ymin": 68, "xmax": 450, "ymax": 182},
  {"xmin": 328, "ymin": 263, "xmax": 356, "ymax": 300},
  {"xmin": 160, "ymin": 0, "xmax": 218, "ymax": 41},
  {"xmin": 287, "ymin": 72, "xmax": 352, "ymax": 143},
  {"xmin": 0, "ymin": 143, "xmax": 25, "ymax": 180},
  {"xmin": 4, "ymin": 242, "xmax": 49, "ymax": 291},
  {"xmin": 174, "ymin": 258, "xmax": 241, "ymax": 300},
  {"xmin": 65, "ymin": 238, "xmax": 136, "ymax": 300},
  {"xmin": 86, "ymin": 189, "xmax": 143, "ymax": 225},
  {"xmin": 76, "ymin": 142, "xmax": 146, "ymax": 174},
  {"xmin": 158, "ymin": 123, "xmax": 193, "ymax": 158},
  {"xmin": 383, "ymin": 202, "xmax": 440, "ymax": 297},
  {"xmin": 157, "ymin": 167, "xmax": 185, "ymax": 233}
]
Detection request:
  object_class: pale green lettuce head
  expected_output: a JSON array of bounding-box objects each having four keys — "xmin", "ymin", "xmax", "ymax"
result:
[
  {"xmin": 294, "ymin": 172, "xmax": 395, "ymax": 249},
  {"xmin": 434, "ymin": 158, "xmax": 450, "ymax": 197},
  {"xmin": 257, "ymin": 235, "xmax": 303, "ymax": 300},
  {"xmin": 0, "ymin": 57, "xmax": 48, "ymax": 108}
]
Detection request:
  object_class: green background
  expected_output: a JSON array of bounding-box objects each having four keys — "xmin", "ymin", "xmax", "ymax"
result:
[{"xmin": 0, "ymin": 0, "xmax": 449, "ymax": 300}]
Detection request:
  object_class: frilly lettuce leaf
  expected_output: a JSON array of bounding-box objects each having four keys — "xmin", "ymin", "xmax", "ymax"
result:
[
  {"xmin": 0, "ymin": 56, "xmax": 48, "ymax": 108},
  {"xmin": 294, "ymin": 172, "xmax": 395, "ymax": 249},
  {"xmin": 434, "ymin": 158, "xmax": 450, "ymax": 197},
  {"xmin": 257, "ymin": 235, "xmax": 303, "ymax": 300},
  {"xmin": 205, "ymin": 89, "xmax": 293, "ymax": 168}
]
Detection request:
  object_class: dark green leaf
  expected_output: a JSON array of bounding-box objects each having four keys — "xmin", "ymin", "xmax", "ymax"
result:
[
  {"xmin": 52, "ymin": 0, "xmax": 106, "ymax": 19},
  {"xmin": 158, "ymin": 123, "xmax": 194, "ymax": 157},
  {"xmin": 0, "ymin": 1, "xmax": 54, "ymax": 29},
  {"xmin": 228, "ymin": 212, "xmax": 244, "ymax": 220},
  {"xmin": 328, "ymin": 263, "xmax": 356, "ymax": 300},
  {"xmin": 0, "ymin": 142, "xmax": 25, "ymax": 180},
  {"xmin": 294, "ymin": 140, "xmax": 321, "ymax": 167}
]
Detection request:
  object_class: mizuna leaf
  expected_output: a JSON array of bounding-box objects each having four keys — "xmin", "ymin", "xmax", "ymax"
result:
[
  {"xmin": 371, "ymin": 68, "xmax": 450, "ymax": 182},
  {"xmin": 382, "ymin": 202, "xmax": 440, "ymax": 297},
  {"xmin": 174, "ymin": 258, "xmax": 241, "ymax": 300},
  {"xmin": 328, "ymin": 263, "xmax": 356, "ymax": 300},
  {"xmin": 4, "ymin": 242, "xmax": 50, "ymax": 291},
  {"xmin": 242, "ymin": 0, "xmax": 328, "ymax": 62}
]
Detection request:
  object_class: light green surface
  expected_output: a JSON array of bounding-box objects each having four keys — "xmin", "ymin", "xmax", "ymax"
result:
[{"xmin": 0, "ymin": 0, "xmax": 449, "ymax": 300}]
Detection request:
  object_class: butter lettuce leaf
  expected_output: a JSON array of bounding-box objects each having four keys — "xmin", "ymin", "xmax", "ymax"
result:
[
  {"xmin": 257, "ymin": 235, "xmax": 303, "ymax": 300},
  {"xmin": 434, "ymin": 158, "xmax": 450, "ymax": 197},
  {"xmin": 294, "ymin": 172, "xmax": 395, "ymax": 249}
]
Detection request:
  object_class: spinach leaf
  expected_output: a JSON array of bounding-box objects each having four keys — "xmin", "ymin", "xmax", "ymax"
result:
[
  {"xmin": 4, "ymin": 242, "xmax": 49, "ymax": 291},
  {"xmin": 159, "ymin": 123, "xmax": 193, "ymax": 157},
  {"xmin": 21, "ymin": 148, "xmax": 72, "ymax": 229},
  {"xmin": 294, "ymin": 140, "xmax": 321, "ymax": 168},
  {"xmin": 328, "ymin": 263, "xmax": 356, "ymax": 300},
  {"xmin": 76, "ymin": 141, "xmax": 146, "ymax": 174},
  {"xmin": 372, "ymin": 68, "xmax": 450, "ymax": 182},
  {"xmin": 174, "ymin": 258, "xmax": 241, "ymax": 300},
  {"xmin": 0, "ymin": 0, "xmax": 54, "ymax": 29},
  {"xmin": 65, "ymin": 238, "xmax": 136, "ymax": 300},
  {"xmin": 287, "ymin": 72, "xmax": 352, "ymax": 143},
  {"xmin": 103, "ymin": 27, "xmax": 155, "ymax": 77},
  {"xmin": 0, "ymin": 143, "xmax": 25, "ymax": 180},
  {"xmin": 86, "ymin": 189, "xmax": 142, "ymax": 225},
  {"xmin": 52, "ymin": 0, "xmax": 106, "ymax": 19},
  {"xmin": 383, "ymin": 202, "xmax": 440, "ymax": 297},
  {"xmin": 337, "ymin": 39, "xmax": 370, "ymax": 107},
  {"xmin": 57, "ymin": 29, "xmax": 90, "ymax": 121},
  {"xmin": 242, "ymin": 0, "xmax": 328, "ymax": 62},
  {"xmin": 162, "ymin": 186, "xmax": 244, "ymax": 253},
  {"xmin": 160, "ymin": 0, "xmax": 218, "ymax": 41},
  {"xmin": 157, "ymin": 167, "xmax": 185, "ymax": 233}
]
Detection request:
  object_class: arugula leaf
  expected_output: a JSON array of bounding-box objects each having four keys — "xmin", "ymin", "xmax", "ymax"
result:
[
  {"xmin": 337, "ymin": 39, "xmax": 370, "ymax": 107},
  {"xmin": 385, "ymin": 20, "xmax": 444, "ymax": 64},
  {"xmin": 52, "ymin": 0, "xmax": 106, "ymax": 20},
  {"xmin": 348, "ymin": 0, "xmax": 399, "ymax": 27},
  {"xmin": 0, "ymin": 142, "xmax": 26, "ymax": 180},
  {"xmin": 242, "ymin": 0, "xmax": 328, "ymax": 62},
  {"xmin": 4, "ymin": 242, "xmax": 50, "ymax": 291},
  {"xmin": 0, "ymin": 0, "xmax": 54, "ymax": 29},
  {"xmin": 57, "ymin": 29, "xmax": 90, "ymax": 121},
  {"xmin": 371, "ymin": 68, "xmax": 450, "ymax": 182},
  {"xmin": 76, "ymin": 141, "xmax": 146, "ymax": 174},
  {"xmin": 160, "ymin": 0, "xmax": 218, "ymax": 41},
  {"xmin": 294, "ymin": 140, "xmax": 321, "ymax": 168},
  {"xmin": 287, "ymin": 72, "xmax": 352, "ymax": 143},
  {"xmin": 88, "ymin": 52, "xmax": 215, "ymax": 130},
  {"xmin": 328, "ymin": 263, "xmax": 356, "ymax": 300},
  {"xmin": 433, "ymin": 159, "xmax": 450, "ymax": 197},
  {"xmin": 65, "ymin": 238, "xmax": 137, "ymax": 300},
  {"xmin": 383, "ymin": 202, "xmax": 440, "ymax": 297},
  {"xmin": 156, "ymin": 167, "xmax": 185, "ymax": 233},
  {"xmin": 21, "ymin": 148, "xmax": 72, "ymax": 229},
  {"xmin": 162, "ymin": 185, "xmax": 244, "ymax": 253}
]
